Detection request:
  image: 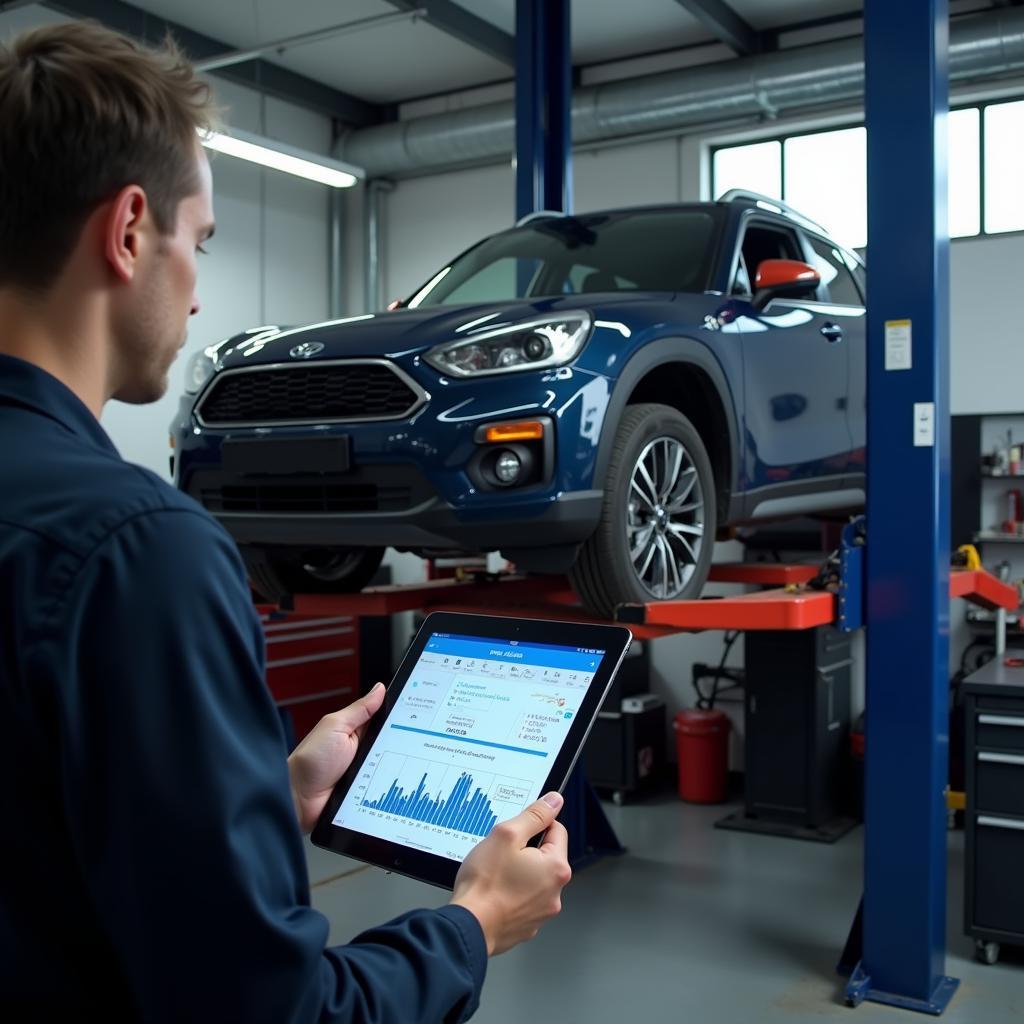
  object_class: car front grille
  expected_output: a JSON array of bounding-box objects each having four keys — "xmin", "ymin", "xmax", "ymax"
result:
[{"xmin": 197, "ymin": 360, "xmax": 425, "ymax": 426}]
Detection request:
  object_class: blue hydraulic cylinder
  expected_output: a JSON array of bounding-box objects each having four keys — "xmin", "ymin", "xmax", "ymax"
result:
[
  {"xmin": 855, "ymin": 0, "xmax": 958, "ymax": 1014},
  {"xmin": 514, "ymin": 0, "xmax": 572, "ymax": 220}
]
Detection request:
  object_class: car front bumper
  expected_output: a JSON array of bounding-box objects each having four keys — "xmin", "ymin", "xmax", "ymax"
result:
[
  {"xmin": 172, "ymin": 359, "xmax": 613, "ymax": 557},
  {"xmin": 203, "ymin": 488, "xmax": 604, "ymax": 552}
]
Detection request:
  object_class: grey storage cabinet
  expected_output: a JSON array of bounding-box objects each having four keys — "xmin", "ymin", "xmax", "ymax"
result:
[{"xmin": 963, "ymin": 661, "xmax": 1024, "ymax": 964}]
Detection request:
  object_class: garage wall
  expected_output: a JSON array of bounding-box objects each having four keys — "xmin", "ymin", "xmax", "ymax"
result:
[
  {"xmin": 950, "ymin": 234, "xmax": 1024, "ymax": 415},
  {"xmin": 100, "ymin": 79, "xmax": 333, "ymax": 479}
]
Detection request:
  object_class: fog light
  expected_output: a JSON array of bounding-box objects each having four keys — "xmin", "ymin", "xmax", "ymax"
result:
[{"xmin": 495, "ymin": 450, "xmax": 522, "ymax": 484}]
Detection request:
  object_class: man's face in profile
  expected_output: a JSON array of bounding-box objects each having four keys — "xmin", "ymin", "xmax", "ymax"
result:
[{"xmin": 113, "ymin": 146, "xmax": 215, "ymax": 405}]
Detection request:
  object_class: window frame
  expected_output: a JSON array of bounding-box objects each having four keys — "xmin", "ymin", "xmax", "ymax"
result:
[
  {"xmin": 727, "ymin": 213, "xmax": 810, "ymax": 299},
  {"xmin": 709, "ymin": 96, "xmax": 1024, "ymax": 244},
  {"xmin": 803, "ymin": 232, "xmax": 865, "ymax": 307}
]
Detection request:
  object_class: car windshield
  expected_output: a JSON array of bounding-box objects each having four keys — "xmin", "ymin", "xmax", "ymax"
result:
[{"xmin": 405, "ymin": 208, "xmax": 721, "ymax": 308}]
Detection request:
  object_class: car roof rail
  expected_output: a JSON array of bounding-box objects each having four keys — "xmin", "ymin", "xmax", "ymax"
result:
[
  {"xmin": 515, "ymin": 209, "xmax": 566, "ymax": 227},
  {"xmin": 718, "ymin": 189, "xmax": 829, "ymax": 236}
]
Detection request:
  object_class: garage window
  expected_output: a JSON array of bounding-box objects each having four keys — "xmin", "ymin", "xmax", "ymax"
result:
[
  {"xmin": 784, "ymin": 128, "xmax": 867, "ymax": 249},
  {"xmin": 984, "ymin": 100, "xmax": 1024, "ymax": 234},
  {"xmin": 712, "ymin": 98, "xmax": 1024, "ymax": 243},
  {"xmin": 712, "ymin": 141, "xmax": 782, "ymax": 202},
  {"xmin": 949, "ymin": 107, "xmax": 980, "ymax": 238}
]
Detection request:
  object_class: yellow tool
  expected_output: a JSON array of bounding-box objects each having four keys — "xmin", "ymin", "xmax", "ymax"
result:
[{"xmin": 954, "ymin": 544, "xmax": 981, "ymax": 571}]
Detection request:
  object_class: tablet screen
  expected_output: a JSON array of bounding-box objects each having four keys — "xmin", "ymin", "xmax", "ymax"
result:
[{"xmin": 331, "ymin": 631, "xmax": 606, "ymax": 862}]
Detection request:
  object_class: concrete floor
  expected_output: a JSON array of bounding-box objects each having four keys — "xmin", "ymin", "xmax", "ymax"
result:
[{"xmin": 307, "ymin": 795, "xmax": 1024, "ymax": 1024}]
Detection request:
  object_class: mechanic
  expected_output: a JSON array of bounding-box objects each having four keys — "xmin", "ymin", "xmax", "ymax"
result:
[{"xmin": 0, "ymin": 22, "xmax": 571, "ymax": 1022}]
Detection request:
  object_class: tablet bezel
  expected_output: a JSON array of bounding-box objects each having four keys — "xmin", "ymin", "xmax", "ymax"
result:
[{"xmin": 311, "ymin": 611, "xmax": 632, "ymax": 890}]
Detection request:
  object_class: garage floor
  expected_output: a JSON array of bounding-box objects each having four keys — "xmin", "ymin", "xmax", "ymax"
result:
[{"xmin": 307, "ymin": 796, "xmax": 1023, "ymax": 1024}]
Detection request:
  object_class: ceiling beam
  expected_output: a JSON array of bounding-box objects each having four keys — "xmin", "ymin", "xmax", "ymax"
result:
[
  {"xmin": 672, "ymin": 0, "xmax": 761, "ymax": 56},
  {"xmin": 382, "ymin": 0, "xmax": 515, "ymax": 66},
  {"xmin": 35, "ymin": 0, "xmax": 386, "ymax": 126},
  {"xmin": 761, "ymin": 8, "xmax": 862, "ymax": 49}
]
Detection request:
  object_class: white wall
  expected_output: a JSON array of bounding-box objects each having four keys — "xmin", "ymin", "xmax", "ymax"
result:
[
  {"xmin": 951, "ymin": 234, "xmax": 1024, "ymax": 415},
  {"xmin": 101, "ymin": 80, "xmax": 333, "ymax": 478}
]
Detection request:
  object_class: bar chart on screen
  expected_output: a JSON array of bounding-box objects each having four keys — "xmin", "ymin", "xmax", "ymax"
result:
[{"xmin": 355, "ymin": 750, "xmax": 532, "ymax": 838}]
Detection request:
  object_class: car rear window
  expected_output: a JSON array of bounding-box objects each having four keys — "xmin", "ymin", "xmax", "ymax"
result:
[{"xmin": 406, "ymin": 209, "xmax": 721, "ymax": 307}]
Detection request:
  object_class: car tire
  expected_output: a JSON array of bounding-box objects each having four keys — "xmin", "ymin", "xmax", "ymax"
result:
[
  {"xmin": 244, "ymin": 546, "xmax": 386, "ymax": 605},
  {"xmin": 570, "ymin": 403, "xmax": 716, "ymax": 618}
]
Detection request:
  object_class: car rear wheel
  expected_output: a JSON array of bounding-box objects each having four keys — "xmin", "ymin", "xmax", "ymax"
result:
[
  {"xmin": 570, "ymin": 403, "xmax": 716, "ymax": 618},
  {"xmin": 243, "ymin": 546, "xmax": 385, "ymax": 605}
]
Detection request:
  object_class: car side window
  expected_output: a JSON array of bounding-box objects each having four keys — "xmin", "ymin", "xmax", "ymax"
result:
[
  {"xmin": 733, "ymin": 223, "xmax": 803, "ymax": 295},
  {"xmin": 806, "ymin": 236, "xmax": 863, "ymax": 306}
]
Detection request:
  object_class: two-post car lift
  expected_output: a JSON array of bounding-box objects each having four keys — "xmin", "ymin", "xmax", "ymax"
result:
[{"xmin": 271, "ymin": 517, "xmax": 1019, "ymax": 1001}]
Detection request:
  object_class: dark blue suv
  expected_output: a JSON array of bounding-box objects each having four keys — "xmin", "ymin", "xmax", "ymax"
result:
[{"xmin": 171, "ymin": 191, "xmax": 865, "ymax": 615}]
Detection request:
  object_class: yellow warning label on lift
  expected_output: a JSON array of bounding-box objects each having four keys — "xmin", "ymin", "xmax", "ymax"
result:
[{"xmin": 884, "ymin": 318, "xmax": 912, "ymax": 371}]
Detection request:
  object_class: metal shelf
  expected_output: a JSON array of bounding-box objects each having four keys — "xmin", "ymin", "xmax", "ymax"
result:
[{"xmin": 974, "ymin": 532, "xmax": 1024, "ymax": 545}]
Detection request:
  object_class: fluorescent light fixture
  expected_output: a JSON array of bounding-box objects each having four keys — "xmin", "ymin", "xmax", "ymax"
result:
[{"xmin": 198, "ymin": 127, "xmax": 363, "ymax": 188}]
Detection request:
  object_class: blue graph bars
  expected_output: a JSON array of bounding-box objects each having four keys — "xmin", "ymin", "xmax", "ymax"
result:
[{"xmin": 363, "ymin": 771, "xmax": 499, "ymax": 837}]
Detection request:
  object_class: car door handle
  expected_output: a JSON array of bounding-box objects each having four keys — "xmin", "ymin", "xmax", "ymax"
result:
[{"xmin": 820, "ymin": 322, "xmax": 844, "ymax": 343}]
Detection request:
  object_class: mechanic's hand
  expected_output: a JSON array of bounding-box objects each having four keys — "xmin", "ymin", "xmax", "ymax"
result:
[
  {"xmin": 288, "ymin": 683, "xmax": 386, "ymax": 833},
  {"xmin": 450, "ymin": 793, "xmax": 571, "ymax": 956}
]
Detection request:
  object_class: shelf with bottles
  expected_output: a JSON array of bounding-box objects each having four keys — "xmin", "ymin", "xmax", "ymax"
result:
[{"xmin": 981, "ymin": 424, "xmax": 1024, "ymax": 479}]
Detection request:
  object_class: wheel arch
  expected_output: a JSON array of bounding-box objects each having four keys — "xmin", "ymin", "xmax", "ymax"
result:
[{"xmin": 596, "ymin": 338, "xmax": 740, "ymax": 526}]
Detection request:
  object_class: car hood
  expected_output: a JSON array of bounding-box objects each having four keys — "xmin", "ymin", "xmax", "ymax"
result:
[{"xmin": 215, "ymin": 294, "xmax": 676, "ymax": 368}]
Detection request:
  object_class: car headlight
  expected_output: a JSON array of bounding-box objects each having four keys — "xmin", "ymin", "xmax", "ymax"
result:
[
  {"xmin": 424, "ymin": 312, "xmax": 592, "ymax": 378},
  {"xmin": 184, "ymin": 348, "xmax": 219, "ymax": 394}
]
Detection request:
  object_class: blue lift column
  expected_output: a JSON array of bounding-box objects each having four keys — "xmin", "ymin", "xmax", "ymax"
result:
[
  {"xmin": 849, "ymin": 0, "xmax": 958, "ymax": 1013},
  {"xmin": 514, "ymin": 0, "xmax": 572, "ymax": 219},
  {"xmin": 513, "ymin": 0, "xmax": 621, "ymax": 869}
]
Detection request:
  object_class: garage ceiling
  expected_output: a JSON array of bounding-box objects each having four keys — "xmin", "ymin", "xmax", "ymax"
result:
[{"xmin": 0, "ymin": 0, "xmax": 1014, "ymax": 120}]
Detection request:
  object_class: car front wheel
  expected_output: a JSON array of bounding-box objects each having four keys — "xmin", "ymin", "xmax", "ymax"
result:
[
  {"xmin": 570, "ymin": 403, "xmax": 716, "ymax": 618},
  {"xmin": 243, "ymin": 546, "xmax": 385, "ymax": 605}
]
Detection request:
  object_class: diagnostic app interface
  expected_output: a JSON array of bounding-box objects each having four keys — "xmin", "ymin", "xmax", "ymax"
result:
[{"xmin": 333, "ymin": 633, "xmax": 606, "ymax": 861}]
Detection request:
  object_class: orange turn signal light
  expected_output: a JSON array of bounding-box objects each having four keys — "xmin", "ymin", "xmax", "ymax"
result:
[
  {"xmin": 484, "ymin": 420, "xmax": 545, "ymax": 443},
  {"xmin": 169, "ymin": 435, "xmax": 176, "ymax": 450}
]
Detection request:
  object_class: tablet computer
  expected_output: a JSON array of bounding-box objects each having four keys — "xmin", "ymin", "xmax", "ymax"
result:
[{"xmin": 312, "ymin": 611, "xmax": 632, "ymax": 890}]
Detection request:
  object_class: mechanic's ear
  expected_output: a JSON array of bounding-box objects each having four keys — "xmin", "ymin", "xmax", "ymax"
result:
[{"xmin": 104, "ymin": 185, "xmax": 148, "ymax": 284}]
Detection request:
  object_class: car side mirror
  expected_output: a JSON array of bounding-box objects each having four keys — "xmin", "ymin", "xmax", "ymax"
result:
[
  {"xmin": 752, "ymin": 259, "xmax": 820, "ymax": 311},
  {"xmin": 386, "ymin": 298, "xmax": 404, "ymax": 311}
]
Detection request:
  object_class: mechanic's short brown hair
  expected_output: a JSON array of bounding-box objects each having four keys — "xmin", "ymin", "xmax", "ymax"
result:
[{"xmin": 0, "ymin": 21, "xmax": 219, "ymax": 291}]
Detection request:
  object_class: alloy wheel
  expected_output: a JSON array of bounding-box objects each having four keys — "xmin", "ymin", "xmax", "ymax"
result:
[{"xmin": 625, "ymin": 435, "xmax": 706, "ymax": 599}]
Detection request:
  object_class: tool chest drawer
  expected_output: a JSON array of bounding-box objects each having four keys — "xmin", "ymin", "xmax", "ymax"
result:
[
  {"xmin": 975, "ymin": 753, "xmax": 1024, "ymax": 817},
  {"xmin": 975, "ymin": 711, "xmax": 1024, "ymax": 753},
  {"xmin": 972, "ymin": 816, "xmax": 1024, "ymax": 936}
]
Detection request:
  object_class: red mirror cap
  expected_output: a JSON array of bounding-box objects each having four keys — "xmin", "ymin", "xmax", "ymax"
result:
[{"xmin": 754, "ymin": 259, "xmax": 820, "ymax": 291}]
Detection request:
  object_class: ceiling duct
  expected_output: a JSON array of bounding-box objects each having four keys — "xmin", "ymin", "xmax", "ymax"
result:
[{"xmin": 338, "ymin": 8, "xmax": 1024, "ymax": 178}]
